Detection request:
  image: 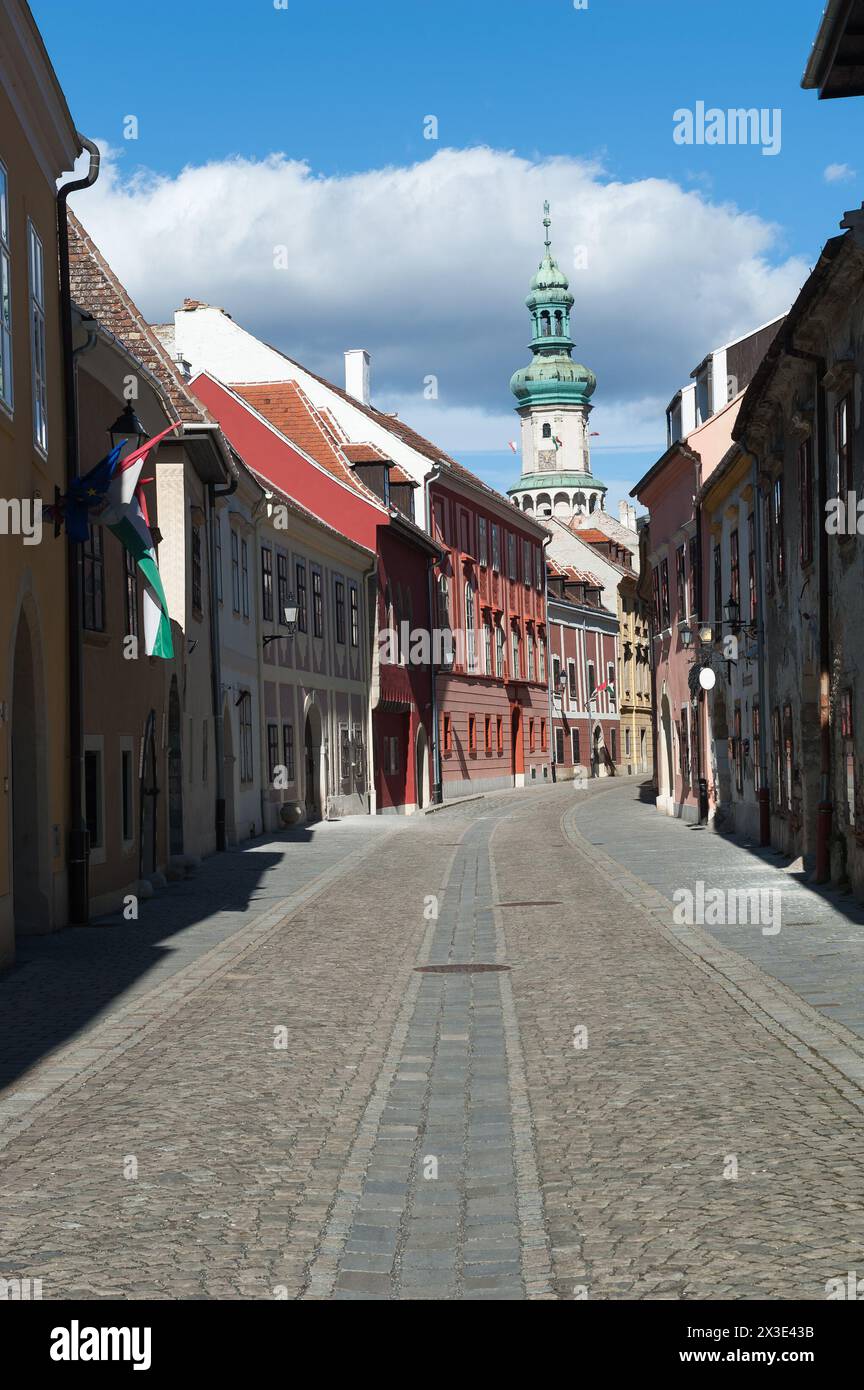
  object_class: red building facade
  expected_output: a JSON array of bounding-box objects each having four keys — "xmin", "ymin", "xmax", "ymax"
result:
[
  {"xmin": 546, "ymin": 563, "xmax": 620, "ymax": 780},
  {"xmin": 429, "ymin": 474, "xmax": 551, "ymax": 799}
]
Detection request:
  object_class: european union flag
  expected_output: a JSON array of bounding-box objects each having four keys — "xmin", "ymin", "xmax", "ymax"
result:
[{"xmin": 62, "ymin": 442, "xmax": 125, "ymax": 543}]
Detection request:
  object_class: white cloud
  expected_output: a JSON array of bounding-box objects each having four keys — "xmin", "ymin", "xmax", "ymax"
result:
[
  {"xmin": 824, "ymin": 162, "xmax": 856, "ymax": 184},
  {"xmin": 70, "ymin": 143, "xmax": 809, "ymax": 454}
]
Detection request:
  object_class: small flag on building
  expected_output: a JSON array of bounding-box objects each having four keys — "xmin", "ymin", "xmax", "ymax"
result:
[
  {"xmin": 553, "ymin": 435, "xmax": 564, "ymax": 451},
  {"xmin": 508, "ymin": 440, "xmax": 519, "ymax": 453},
  {"xmin": 102, "ymin": 422, "xmax": 178, "ymax": 659}
]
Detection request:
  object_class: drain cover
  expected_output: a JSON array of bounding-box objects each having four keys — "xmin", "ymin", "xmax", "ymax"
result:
[
  {"xmin": 415, "ymin": 963, "xmax": 511, "ymax": 973},
  {"xmin": 493, "ymin": 900, "xmax": 562, "ymax": 907}
]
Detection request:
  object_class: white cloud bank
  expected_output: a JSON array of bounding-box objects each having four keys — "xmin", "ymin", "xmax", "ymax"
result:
[
  {"xmin": 824, "ymin": 162, "xmax": 856, "ymax": 184},
  {"xmin": 70, "ymin": 144, "xmax": 810, "ymax": 454}
]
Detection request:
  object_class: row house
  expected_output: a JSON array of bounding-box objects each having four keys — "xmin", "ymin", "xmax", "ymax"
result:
[
  {"xmin": 732, "ymin": 205, "xmax": 864, "ymax": 894},
  {"xmin": 429, "ymin": 474, "xmax": 551, "ymax": 799},
  {"xmin": 67, "ymin": 212, "xmax": 238, "ymax": 906},
  {"xmin": 546, "ymin": 562, "xmax": 619, "ymax": 779},
  {"xmin": 162, "ymin": 301, "xmax": 553, "ymax": 805},
  {"xmin": 181, "ymin": 369, "xmax": 438, "ymax": 816},
  {"xmin": 634, "ymin": 320, "xmax": 782, "ymax": 823},
  {"xmin": 0, "ymin": 0, "xmax": 86, "ymax": 959}
]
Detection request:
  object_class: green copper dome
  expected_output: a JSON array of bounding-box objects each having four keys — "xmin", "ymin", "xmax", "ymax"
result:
[{"xmin": 511, "ymin": 203, "xmax": 596, "ymax": 409}]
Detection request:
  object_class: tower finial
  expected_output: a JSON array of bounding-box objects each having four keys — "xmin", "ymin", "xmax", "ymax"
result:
[{"xmin": 543, "ymin": 200, "xmax": 551, "ymax": 250}]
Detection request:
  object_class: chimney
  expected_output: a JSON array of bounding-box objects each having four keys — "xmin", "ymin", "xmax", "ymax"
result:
[
  {"xmin": 345, "ymin": 349, "xmax": 371, "ymax": 406},
  {"xmin": 618, "ymin": 500, "xmax": 637, "ymax": 531}
]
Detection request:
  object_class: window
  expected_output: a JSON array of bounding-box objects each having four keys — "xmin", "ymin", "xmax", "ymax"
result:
[
  {"xmin": 442, "ymin": 712, "xmax": 452, "ymax": 754},
  {"xmin": 312, "ymin": 569, "xmax": 323, "ymax": 637},
  {"xmin": 607, "ymin": 663, "xmax": 616, "ymax": 709},
  {"xmin": 121, "ymin": 748, "xmax": 133, "ymax": 843},
  {"xmin": 340, "ymin": 726, "xmax": 352, "ymax": 792},
  {"xmin": 335, "ymin": 579, "xmax": 346, "ymax": 644},
  {"xmin": 841, "ymin": 690, "xmax": 856, "ymax": 828},
  {"xmin": 652, "ymin": 566, "xmax": 661, "ymax": 630},
  {"xmin": 0, "ymin": 162, "xmax": 12, "ymax": 411},
  {"xmin": 610, "ymin": 728, "xmax": 617, "ymax": 763},
  {"xmin": 495, "ymin": 622, "xmax": 504, "ymax": 678},
  {"xmin": 261, "ymin": 547, "xmax": 273, "ymax": 623},
  {"xmin": 383, "ymin": 735, "xmax": 400, "ymax": 776},
  {"xmin": 484, "ymin": 714, "xmax": 492, "ymax": 752},
  {"xmin": 511, "ymin": 627, "xmax": 520, "ymax": 679},
  {"xmin": 535, "ymin": 547, "xmax": 543, "ymax": 591},
  {"xmin": 465, "ymin": 580, "xmax": 477, "ymax": 671},
  {"xmin": 231, "ymin": 531, "xmax": 240, "ymax": 613},
  {"xmin": 526, "ymin": 628, "xmax": 535, "ymax": 680},
  {"xmin": 587, "ymin": 661, "xmax": 596, "ymax": 700},
  {"xmin": 571, "ymin": 729, "xmax": 580, "ymax": 764},
  {"xmin": 552, "ymin": 653, "xmax": 561, "ymax": 693},
  {"xmin": 679, "ymin": 709, "xmax": 689, "ymax": 781},
  {"xmin": 491, "ymin": 523, "xmax": 501, "ymax": 573},
  {"xmin": 267, "ymin": 723, "xmax": 280, "ymax": 781},
  {"xmin": 625, "ymin": 728, "xmax": 631, "ymax": 757},
  {"xmin": 214, "ymin": 512, "xmax": 223, "ymax": 603},
  {"xmin": 748, "ymin": 513, "xmax": 757, "ymax": 623},
  {"xmin": 675, "ymin": 544, "xmax": 686, "ymax": 620},
  {"xmin": 783, "ymin": 704, "xmax": 793, "ymax": 811},
  {"xmin": 507, "ymin": 532, "xmax": 517, "ymax": 581},
  {"xmin": 734, "ymin": 706, "xmax": 743, "ymax": 795},
  {"xmin": 543, "ymin": 422, "xmax": 552, "ymax": 438},
  {"xmin": 799, "ymin": 439, "xmax": 813, "ymax": 566},
  {"xmin": 437, "ymin": 572, "xmax": 450, "ymax": 629},
  {"xmin": 460, "ymin": 509, "xmax": 470, "ymax": 556},
  {"xmin": 567, "ymin": 659, "xmax": 577, "ymax": 701},
  {"xmin": 777, "ymin": 711, "xmax": 788, "ymax": 811},
  {"xmin": 83, "ymin": 524, "xmax": 105, "ymax": 631},
  {"xmin": 836, "ymin": 395, "xmax": 853, "ymax": 496},
  {"xmin": 277, "ymin": 552, "xmax": 289, "ymax": 623},
  {"xmin": 523, "ymin": 539, "xmax": 531, "ymax": 587},
  {"xmin": 538, "ymin": 634, "xmax": 546, "ymax": 682},
  {"xmin": 238, "ymin": 692, "xmax": 254, "ymax": 783},
  {"xmin": 296, "ymin": 561, "xmax": 308, "ymax": 633},
  {"xmin": 28, "ymin": 221, "xmax": 47, "ymax": 451},
  {"xmin": 688, "ymin": 537, "xmax": 698, "ymax": 621},
  {"xmin": 660, "ymin": 558, "xmax": 670, "ymax": 629},
  {"xmin": 478, "ymin": 517, "xmax": 488, "ymax": 567},
  {"xmin": 349, "ymin": 583, "xmax": 359, "ymax": 646},
  {"xmin": 496, "ymin": 715, "xmax": 504, "ymax": 754},
  {"xmin": 353, "ymin": 726, "xmax": 366, "ymax": 792},
  {"xmin": 125, "ymin": 547, "xmax": 138, "ymax": 638},
  {"xmin": 241, "ymin": 538, "xmax": 250, "ymax": 617},
  {"xmin": 555, "ymin": 727, "xmax": 565, "ymax": 763},
  {"xmin": 773, "ymin": 477, "xmax": 784, "ymax": 582},
  {"xmin": 84, "ymin": 748, "xmax": 103, "ymax": 850},
  {"xmin": 753, "ymin": 702, "xmax": 761, "ymax": 793},
  {"xmin": 713, "ymin": 543, "xmax": 722, "ymax": 626},
  {"xmin": 468, "ymin": 713, "xmax": 477, "ymax": 754},
  {"xmin": 191, "ymin": 527, "xmax": 203, "ymax": 614},
  {"xmin": 484, "ymin": 619, "xmax": 493, "ymax": 675},
  {"xmin": 764, "ymin": 488, "xmax": 774, "ymax": 597},
  {"xmin": 282, "ymin": 723, "xmax": 295, "ymax": 782},
  {"xmin": 529, "ymin": 718, "xmax": 535, "ymax": 752},
  {"xmin": 540, "ymin": 718, "xmax": 547, "ymax": 751},
  {"xmin": 433, "ymin": 499, "xmax": 446, "ymax": 543},
  {"xmin": 730, "ymin": 529, "xmax": 740, "ymax": 610}
]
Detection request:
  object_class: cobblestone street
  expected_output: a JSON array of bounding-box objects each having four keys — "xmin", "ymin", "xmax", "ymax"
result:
[{"xmin": 2, "ymin": 780, "xmax": 864, "ymax": 1301}]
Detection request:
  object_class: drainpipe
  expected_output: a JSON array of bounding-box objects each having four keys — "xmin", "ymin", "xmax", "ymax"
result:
[
  {"xmin": 208, "ymin": 473, "xmax": 237, "ymax": 851},
  {"xmin": 424, "ymin": 467, "xmax": 444, "ymax": 803},
  {"xmin": 692, "ymin": 495, "xmax": 707, "ymax": 823},
  {"xmin": 57, "ymin": 137, "xmax": 100, "ymax": 926},
  {"xmin": 784, "ymin": 345, "xmax": 831, "ymax": 879}
]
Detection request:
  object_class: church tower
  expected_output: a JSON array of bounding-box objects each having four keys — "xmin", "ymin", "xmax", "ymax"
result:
[{"xmin": 508, "ymin": 204, "xmax": 607, "ymax": 521}]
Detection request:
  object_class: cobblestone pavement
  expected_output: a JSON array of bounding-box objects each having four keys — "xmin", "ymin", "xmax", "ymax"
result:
[{"xmin": 2, "ymin": 780, "xmax": 864, "ymax": 1300}]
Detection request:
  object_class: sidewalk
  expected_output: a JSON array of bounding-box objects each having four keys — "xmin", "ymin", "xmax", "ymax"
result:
[{"xmin": 570, "ymin": 782, "xmax": 864, "ymax": 1042}]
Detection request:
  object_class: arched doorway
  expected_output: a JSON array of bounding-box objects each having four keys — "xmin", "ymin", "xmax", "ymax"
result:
[
  {"xmin": 222, "ymin": 696, "xmax": 237, "ymax": 846},
  {"xmin": 167, "ymin": 675, "xmax": 183, "ymax": 856},
  {"xmin": 660, "ymin": 693, "xmax": 674, "ymax": 803},
  {"xmin": 304, "ymin": 703, "xmax": 323, "ymax": 821},
  {"xmin": 11, "ymin": 610, "xmax": 47, "ymax": 934},
  {"xmin": 592, "ymin": 723, "xmax": 603, "ymax": 778},
  {"xmin": 510, "ymin": 704, "xmax": 524, "ymax": 786},
  {"xmin": 139, "ymin": 709, "xmax": 159, "ymax": 880},
  {"xmin": 415, "ymin": 724, "xmax": 430, "ymax": 810}
]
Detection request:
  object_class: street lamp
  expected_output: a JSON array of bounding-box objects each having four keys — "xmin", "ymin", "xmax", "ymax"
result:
[
  {"xmin": 723, "ymin": 594, "xmax": 741, "ymax": 630},
  {"xmin": 680, "ymin": 623, "xmax": 694, "ymax": 648},
  {"xmin": 109, "ymin": 402, "xmax": 146, "ymax": 454},
  {"xmin": 263, "ymin": 593, "xmax": 299, "ymax": 647}
]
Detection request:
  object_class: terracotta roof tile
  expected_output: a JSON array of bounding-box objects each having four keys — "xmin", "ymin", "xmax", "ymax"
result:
[{"xmin": 67, "ymin": 211, "xmax": 212, "ymax": 426}]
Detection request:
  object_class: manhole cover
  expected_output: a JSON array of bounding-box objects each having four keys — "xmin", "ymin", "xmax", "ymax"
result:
[{"xmin": 415, "ymin": 963, "xmax": 511, "ymax": 973}]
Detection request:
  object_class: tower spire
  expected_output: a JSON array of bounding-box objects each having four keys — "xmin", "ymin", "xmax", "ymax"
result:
[{"xmin": 543, "ymin": 200, "xmax": 552, "ymax": 251}]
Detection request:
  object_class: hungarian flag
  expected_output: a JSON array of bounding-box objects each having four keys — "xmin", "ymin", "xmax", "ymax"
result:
[
  {"xmin": 508, "ymin": 440, "xmax": 519, "ymax": 453},
  {"xmin": 102, "ymin": 422, "xmax": 177, "ymax": 659},
  {"xmin": 553, "ymin": 435, "xmax": 564, "ymax": 451}
]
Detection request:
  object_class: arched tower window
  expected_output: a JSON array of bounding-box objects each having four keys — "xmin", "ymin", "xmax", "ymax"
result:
[
  {"xmin": 542, "ymin": 423, "xmax": 551, "ymax": 439},
  {"xmin": 554, "ymin": 311, "xmax": 563, "ymax": 336},
  {"xmin": 540, "ymin": 311, "xmax": 551, "ymax": 337}
]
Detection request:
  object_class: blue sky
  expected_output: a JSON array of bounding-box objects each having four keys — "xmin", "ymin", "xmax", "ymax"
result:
[{"xmin": 33, "ymin": 0, "xmax": 862, "ymax": 510}]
